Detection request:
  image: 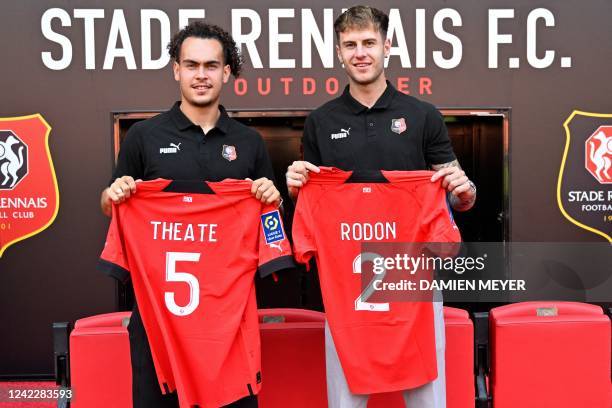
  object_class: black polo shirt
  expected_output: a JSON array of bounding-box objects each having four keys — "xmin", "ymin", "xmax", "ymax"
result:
[
  {"xmin": 303, "ymin": 81, "xmax": 456, "ymax": 170},
  {"xmin": 113, "ymin": 102, "xmax": 275, "ymax": 182}
]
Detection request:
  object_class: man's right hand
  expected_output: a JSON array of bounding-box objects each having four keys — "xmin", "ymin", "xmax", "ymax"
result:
[
  {"xmin": 286, "ymin": 161, "xmax": 319, "ymax": 200},
  {"xmin": 101, "ymin": 176, "xmax": 139, "ymax": 217}
]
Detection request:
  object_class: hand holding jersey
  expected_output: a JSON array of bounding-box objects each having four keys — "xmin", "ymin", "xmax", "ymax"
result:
[
  {"xmin": 103, "ymin": 175, "xmax": 279, "ymax": 217},
  {"xmin": 101, "ymin": 175, "xmax": 139, "ymax": 215},
  {"xmin": 287, "ymin": 159, "xmax": 475, "ymax": 208},
  {"xmin": 430, "ymin": 163, "xmax": 477, "ymax": 211},
  {"xmin": 248, "ymin": 177, "xmax": 282, "ymax": 205},
  {"xmin": 286, "ymin": 160, "xmax": 320, "ymax": 199}
]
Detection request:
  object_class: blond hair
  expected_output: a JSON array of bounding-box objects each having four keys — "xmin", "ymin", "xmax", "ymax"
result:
[{"xmin": 334, "ymin": 5, "xmax": 389, "ymax": 39}]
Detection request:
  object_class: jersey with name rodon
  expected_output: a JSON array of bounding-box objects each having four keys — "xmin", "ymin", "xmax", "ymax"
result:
[
  {"xmin": 98, "ymin": 179, "xmax": 293, "ymax": 408},
  {"xmin": 292, "ymin": 167, "xmax": 461, "ymax": 394}
]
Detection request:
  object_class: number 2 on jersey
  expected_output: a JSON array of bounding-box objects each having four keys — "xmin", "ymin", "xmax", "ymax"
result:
[
  {"xmin": 353, "ymin": 252, "xmax": 389, "ymax": 312},
  {"xmin": 165, "ymin": 252, "xmax": 200, "ymax": 316}
]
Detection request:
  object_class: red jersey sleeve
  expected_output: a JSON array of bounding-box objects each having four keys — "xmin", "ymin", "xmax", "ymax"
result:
[
  {"xmin": 257, "ymin": 206, "xmax": 295, "ymax": 277},
  {"xmin": 291, "ymin": 193, "xmax": 317, "ymax": 267},
  {"xmin": 98, "ymin": 205, "xmax": 130, "ymax": 283},
  {"xmin": 426, "ymin": 195, "xmax": 461, "ymax": 243},
  {"xmin": 422, "ymin": 187, "xmax": 462, "ymax": 259}
]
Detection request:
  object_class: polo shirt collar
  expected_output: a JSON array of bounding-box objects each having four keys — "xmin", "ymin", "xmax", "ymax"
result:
[
  {"xmin": 170, "ymin": 101, "xmax": 230, "ymax": 134},
  {"xmin": 215, "ymin": 105, "xmax": 230, "ymax": 134},
  {"xmin": 341, "ymin": 80, "xmax": 397, "ymax": 114}
]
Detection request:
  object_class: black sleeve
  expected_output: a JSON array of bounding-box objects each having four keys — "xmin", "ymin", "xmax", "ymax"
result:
[
  {"xmin": 97, "ymin": 259, "xmax": 130, "ymax": 284},
  {"xmin": 423, "ymin": 104, "xmax": 457, "ymax": 166},
  {"xmin": 109, "ymin": 124, "xmax": 146, "ymax": 184},
  {"xmin": 302, "ymin": 113, "xmax": 322, "ymax": 165},
  {"xmin": 252, "ymin": 131, "xmax": 276, "ymax": 182},
  {"xmin": 258, "ymin": 255, "xmax": 297, "ymax": 278}
]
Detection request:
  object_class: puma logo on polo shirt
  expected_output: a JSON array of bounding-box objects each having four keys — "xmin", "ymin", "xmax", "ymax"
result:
[
  {"xmin": 331, "ymin": 127, "xmax": 351, "ymax": 140},
  {"xmin": 159, "ymin": 142, "xmax": 181, "ymax": 154}
]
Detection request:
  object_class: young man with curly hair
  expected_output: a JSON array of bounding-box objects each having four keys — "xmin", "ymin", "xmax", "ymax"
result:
[{"xmin": 100, "ymin": 22, "xmax": 280, "ymax": 408}]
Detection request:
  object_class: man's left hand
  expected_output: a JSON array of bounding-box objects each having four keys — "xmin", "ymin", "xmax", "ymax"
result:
[
  {"xmin": 249, "ymin": 177, "xmax": 282, "ymax": 206},
  {"xmin": 431, "ymin": 167, "xmax": 476, "ymax": 211}
]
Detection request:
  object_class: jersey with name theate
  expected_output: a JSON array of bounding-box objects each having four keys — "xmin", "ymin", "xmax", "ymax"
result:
[
  {"xmin": 292, "ymin": 167, "xmax": 461, "ymax": 394},
  {"xmin": 99, "ymin": 179, "xmax": 293, "ymax": 408}
]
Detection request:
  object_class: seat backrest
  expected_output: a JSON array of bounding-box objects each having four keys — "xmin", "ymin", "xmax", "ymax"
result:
[
  {"xmin": 258, "ymin": 307, "xmax": 325, "ymax": 323},
  {"xmin": 443, "ymin": 305, "xmax": 469, "ymax": 321},
  {"xmin": 73, "ymin": 311, "xmax": 132, "ymax": 329},
  {"xmin": 490, "ymin": 301, "xmax": 602, "ymax": 320}
]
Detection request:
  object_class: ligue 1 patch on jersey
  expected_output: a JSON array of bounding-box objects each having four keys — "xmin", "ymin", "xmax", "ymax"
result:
[
  {"xmin": 391, "ymin": 118, "xmax": 407, "ymax": 134},
  {"xmin": 261, "ymin": 210, "xmax": 284, "ymax": 244}
]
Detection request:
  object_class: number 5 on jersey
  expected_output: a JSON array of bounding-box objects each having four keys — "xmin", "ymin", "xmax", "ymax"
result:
[{"xmin": 165, "ymin": 251, "xmax": 200, "ymax": 316}]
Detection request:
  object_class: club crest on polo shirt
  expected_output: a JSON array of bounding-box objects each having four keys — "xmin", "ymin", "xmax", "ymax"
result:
[
  {"xmin": 159, "ymin": 142, "xmax": 181, "ymax": 154},
  {"xmin": 331, "ymin": 127, "xmax": 350, "ymax": 140},
  {"xmin": 222, "ymin": 144, "xmax": 237, "ymax": 161},
  {"xmin": 391, "ymin": 118, "xmax": 407, "ymax": 134}
]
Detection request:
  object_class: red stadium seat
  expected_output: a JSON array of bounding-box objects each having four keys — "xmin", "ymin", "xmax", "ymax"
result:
[
  {"xmin": 368, "ymin": 306, "xmax": 474, "ymax": 408},
  {"xmin": 490, "ymin": 301, "xmax": 612, "ymax": 408},
  {"xmin": 258, "ymin": 308, "xmax": 327, "ymax": 408},
  {"xmin": 70, "ymin": 312, "xmax": 132, "ymax": 408},
  {"xmin": 69, "ymin": 309, "xmax": 326, "ymax": 408},
  {"xmin": 69, "ymin": 308, "xmax": 475, "ymax": 408},
  {"xmin": 443, "ymin": 307, "xmax": 475, "ymax": 408}
]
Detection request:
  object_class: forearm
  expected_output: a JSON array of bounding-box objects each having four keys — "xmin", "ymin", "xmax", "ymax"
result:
[{"xmin": 100, "ymin": 188, "xmax": 112, "ymax": 217}]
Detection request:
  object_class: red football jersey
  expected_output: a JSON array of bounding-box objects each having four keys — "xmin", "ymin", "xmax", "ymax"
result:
[
  {"xmin": 99, "ymin": 179, "xmax": 293, "ymax": 408},
  {"xmin": 292, "ymin": 167, "xmax": 461, "ymax": 394}
]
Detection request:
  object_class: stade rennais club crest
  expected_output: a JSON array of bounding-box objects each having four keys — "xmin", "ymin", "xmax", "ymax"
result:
[
  {"xmin": 0, "ymin": 114, "xmax": 59, "ymax": 257},
  {"xmin": 557, "ymin": 111, "xmax": 612, "ymax": 242}
]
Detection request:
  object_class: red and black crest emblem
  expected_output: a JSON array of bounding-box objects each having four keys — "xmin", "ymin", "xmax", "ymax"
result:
[
  {"xmin": 558, "ymin": 111, "xmax": 612, "ymax": 242},
  {"xmin": 0, "ymin": 114, "xmax": 59, "ymax": 257},
  {"xmin": 390, "ymin": 118, "xmax": 407, "ymax": 134},
  {"xmin": 222, "ymin": 144, "xmax": 237, "ymax": 161}
]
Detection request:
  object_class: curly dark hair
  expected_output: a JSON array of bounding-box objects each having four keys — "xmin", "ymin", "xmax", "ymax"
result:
[{"xmin": 167, "ymin": 21, "xmax": 243, "ymax": 77}]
